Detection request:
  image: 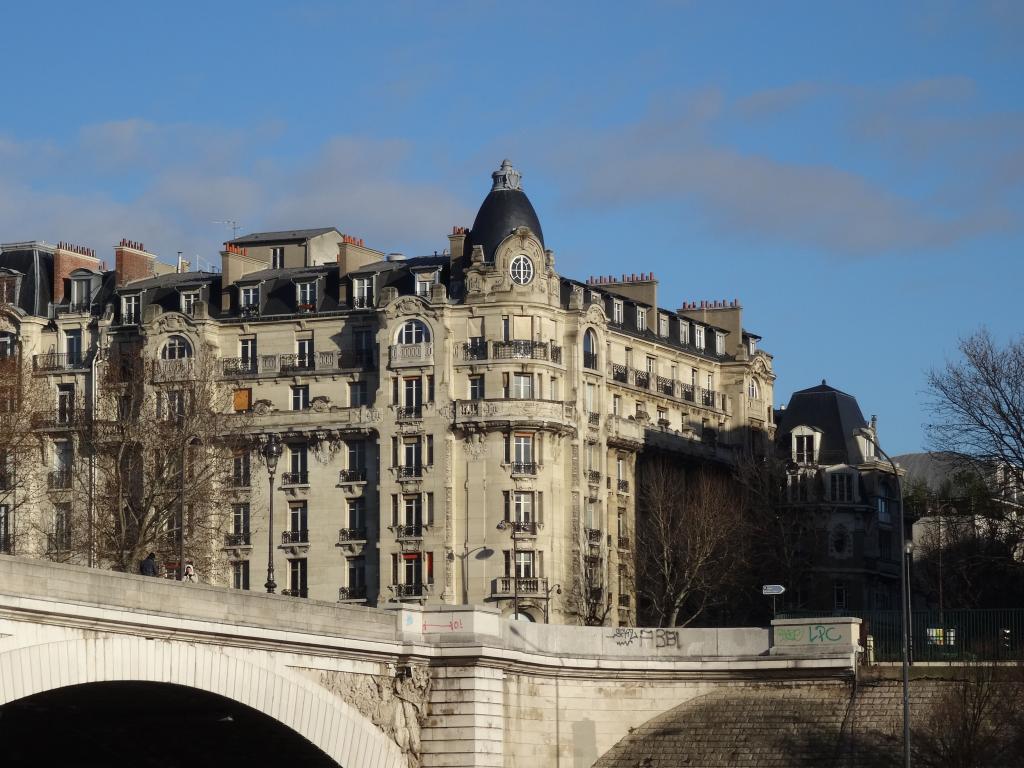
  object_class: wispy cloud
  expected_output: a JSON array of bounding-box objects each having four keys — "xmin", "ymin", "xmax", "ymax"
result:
[{"xmin": 0, "ymin": 123, "xmax": 472, "ymax": 265}]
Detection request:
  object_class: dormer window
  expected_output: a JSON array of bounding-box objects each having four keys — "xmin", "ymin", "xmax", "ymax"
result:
[
  {"xmin": 715, "ymin": 332, "xmax": 725, "ymax": 355},
  {"xmin": 612, "ymin": 300, "xmax": 623, "ymax": 325},
  {"xmin": 680, "ymin": 321, "xmax": 689, "ymax": 345},
  {"xmin": 296, "ymin": 281, "xmax": 316, "ymax": 307},
  {"xmin": 0, "ymin": 277, "xmax": 15, "ymax": 304},
  {"xmin": 241, "ymin": 286, "xmax": 259, "ymax": 308},
  {"xmin": 415, "ymin": 274, "xmax": 434, "ymax": 298},
  {"xmin": 694, "ymin": 325, "xmax": 705, "ymax": 350},
  {"xmin": 794, "ymin": 433, "xmax": 816, "ymax": 464},
  {"xmin": 748, "ymin": 337, "xmax": 757, "ymax": 355},
  {"xmin": 353, "ymin": 277, "xmax": 374, "ymax": 308},
  {"xmin": 636, "ymin": 308, "xmax": 647, "ymax": 331},
  {"xmin": 70, "ymin": 279, "xmax": 91, "ymax": 309},
  {"xmin": 122, "ymin": 295, "xmax": 140, "ymax": 324},
  {"xmin": 271, "ymin": 247, "xmax": 284, "ymax": 269},
  {"xmin": 181, "ymin": 291, "xmax": 198, "ymax": 316},
  {"xmin": 658, "ymin": 314, "xmax": 669, "ymax": 337}
]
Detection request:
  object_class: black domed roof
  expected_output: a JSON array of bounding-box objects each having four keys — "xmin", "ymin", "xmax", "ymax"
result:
[{"xmin": 464, "ymin": 160, "xmax": 544, "ymax": 262}]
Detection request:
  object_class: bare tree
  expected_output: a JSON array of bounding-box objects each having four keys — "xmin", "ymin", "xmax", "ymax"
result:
[
  {"xmin": 0, "ymin": 349, "xmax": 45, "ymax": 556},
  {"xmin": 567, "ymin": 508, "xmax": 616, "ymax": 626},
  {"xmin": 635, "ymin": 459, "xmax": 748, "ymax": 627},
  {"xmin": 61, "ymin": 344, "xmax": 249, "ymax": 577}
]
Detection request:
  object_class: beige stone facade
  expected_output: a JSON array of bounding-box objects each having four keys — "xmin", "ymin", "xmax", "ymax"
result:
[{"xmin": 0, "ymin": 161, "xmax": 775, "ymax": 625}]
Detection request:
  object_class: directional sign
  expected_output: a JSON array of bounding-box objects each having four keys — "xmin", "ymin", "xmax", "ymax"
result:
[{"xmin": 762, "ymin": 584, "xmax": 786, "ymax": 596}]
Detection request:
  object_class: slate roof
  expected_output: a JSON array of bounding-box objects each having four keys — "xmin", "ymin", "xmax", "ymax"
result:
[
  {"xmin": 228, "ymin": 228, "xmax": 339, "ymax": 245},
  {"xmin": 776, "ymin": 381, "xmax": 868, "ymax": 465},
  {"xmin": 117, "ymin": 271, "xmax": 220, "ymax": 291}
]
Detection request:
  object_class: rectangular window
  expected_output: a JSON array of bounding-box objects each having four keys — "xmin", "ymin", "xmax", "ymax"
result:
[
  {"xmin": 296, "ymin": 338, "xmax": 313, "ymax": 368},
  {"xmin": 288, "ymin": 501, "xmax": 308, "ymax": 538},
  {"xmin": 240, "ymin": 286, "xmax": 259, "ymax": 308},
  {"xmin": 617, "ymin": 507, "xmax": 627, "ymax": 539},
  {"xmin": 231, "ymin": 503, "xmax": 250, "ymax": 537},
  {"xmin": 795, "ymin": 435, "xmax": 815, "ymax": 464},
  {"xmin": 181, "ymin": 291, "xmax": 198, "ymax": 316},
  {"xmin": 271, "ymin": 247, "xmax": 284, "ymax": 269},
  {"xmin": 288, "ymin": 559, "xmax": 308, "ymax": 598},
  {"xmin": 288, "ymin": 444, "xmax": 308, "ymax": 483},
  {"xmin": 879, "ymin": 530, "xmax": 892, "ymax": 562},
  {"xmin": 404, "ymin": 494, "xmax": 422, "ymax": 526},
  {"xmin": 833, "ymin": 582, "xmax": 847, "ymax": 611},
  {"xmin": 350, "ymin": 380, "xmax": 368, "ymax": 407},
  {"xmin": 511, "ymin": 373, "xmax": 533, "ymax": 399},
  {"xmin": 232, "ymin": 451, "xmax": 250, "ymax": 487},
  {"xmin": 403, "ymin": 438, "xmax": 422, "ymax": 470},
  {"xmin": 122, "ymin": 295, "xmax": 140, "ymax": 323},
  {"xmin": 505, "ymin": 550, "xmax": 535, "ymax": 578},
  {"xmin": 469, "ymin": 375, "xmax": 485, "ymax": 400},
  {"xmin": 646, "ymin": 356, "xmax": 656, "ymax": 374},
  {"xmin": 0, "ymin": 504, "xmax": 9, "ymax": 553},
  {"xmin": 240, "ymin": 337, "xmax": 257, "ymax": 368},
  {"xmin": 296, "ymin": 281, "xmax": 316, "ymax": 307},
  {"xmin": 612, "ymin": 301, "xmax": 623, "ymax": 324},
  {"xmin": 694, "ymin": 326, "xmax": 705, "ymax": 350},
  {"xmin": 831, "ymin": 473, "xmax": 854, "ymax": 502},
  {"xmin": 612, "ymin": 395, "xmax": 621, "ymax": 416},
  {"xmin": 53, "ymin": 503, "xmax": 72, "ymax": 550},
  {"xmin": 353, "ymin": 277, "xmax": 374, "ymax": 307},
  {"xmin": 65, "ymin": 330, "xmax": 82, "ymax": 364},
  {"xmin": 585, "ymin": 382, "xmax": 596, "ymax": 413},
  {"xmin": 404, "ymin": 377, "xmax": 423, "ymax": 407},
  {"xmin": 585, "ymin": 499, "xmax": 598, "ymax": 530},
  {"xmin": 291, "ymin": 385, "xmax": 310, "ymax": 411},
  {"xmin": 415, "ymin": 278, "xmax": 432, "ymax": 298},
  {"xmin": 57, "ymin": 384, "xmax": 75, "ymax": 424},
  {"xmin": 513, "ymin": 434, "xmax": 534, "ymax": 464},
  {"xmin": 680, "ymin": 321, "xmax": 689, "ymax": 345},
  {"xmin": 636, "ymin": 308, "xmax": 647, "ymax": 331},
  {"xmin": 715, "ymin": 332, "xmax": 725, "ymax": 355},
  {"xmin": 231, "ymin": 561, "xmax": 250, "ymax": 590},
  {"xmin": 348, "ymin": 557, "xmax": 366, "ymax": 589},
  {"xmin": 348, "ymin": 498, "xmax": 366, "ymax": 529},
  {"xmin": 512, "ymin": 491, "xmax": 533, "ymax": 523},
  {"xmin": 877, "ymin": 496, "xmax": 891, "ymax": 524},
  {"xmin": 658, "ymin": 314, "xmax": 669, "ymax": 337}
]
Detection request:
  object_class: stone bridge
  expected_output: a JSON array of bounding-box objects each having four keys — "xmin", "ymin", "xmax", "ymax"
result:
[{"xmin": 0, "ymin": 556, "xmax": 860, "ymax": 767}]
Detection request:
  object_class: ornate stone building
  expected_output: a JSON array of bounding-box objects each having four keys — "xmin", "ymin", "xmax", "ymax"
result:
[{"xmin": 0, "ymin": 160, "xmax": 775, "ymax": 625}]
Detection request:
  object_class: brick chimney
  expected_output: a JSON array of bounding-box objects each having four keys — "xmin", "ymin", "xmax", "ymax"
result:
[
  {"xmin": 114, "ymin": 239, "xmax": 157, "ymax": 286},
  {"xmin": 52, "ymin": 241, "xmax": 100, "ymax": 302},
  {"xmin": 336, "ymin": 234, "xmax": 384, "ymax": 276},
  {"xmin": 448, "ymin": 226, "xmax": 468, "ymax": 266},
  {"xmin": 586, "ymin": 272, "xmax": 658, "ymax": 310}
]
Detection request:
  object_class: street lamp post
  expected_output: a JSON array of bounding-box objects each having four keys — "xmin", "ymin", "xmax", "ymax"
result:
[
  {"xmin": 453, "ymin": 544, "xmax": 495, "ymax": 605},
  {"xmin": 262, "ymin": 435, "xmax": 283, "ymax": 594},
  {"xmin": 866, "ymin": 434, "xmax": 912, "ymax": 768},
  {"xmin": 544, "ymin": 582, "xmax": 562, "ymax": 624}
]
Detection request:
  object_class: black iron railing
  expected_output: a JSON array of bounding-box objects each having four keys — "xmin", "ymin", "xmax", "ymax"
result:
[
  {"xmin": 281, "ymin": 529, "xmax": 309, "ymax": 544},
  {"xmin": 33, "ymin": 353, "xmax": 89, "ymax": 372},
  {"xmin": 586, "ymin": 470, "xmax": 601, "ymax": 484},
  {"xmin": 657, "ymin": 376, "xmax": 674, "ymax": 396},
  {"xmin": 338, "ymin": 527, "xmax": 368, "ymax": 542},
  {"xmin": 339, "ymin": 468, "xmax": 368, "ymax": 483},
  {"xmin": 224, "ymin": 532, "xmax": 251, "ymax": 547},
  {"xmin": 0, "ymin": 533, "xmax": 12, "ymax": 554},
  {"xmin": 586, "ymin": 527, "xmax": 602, "ymax": 543},
  {"xmin": 396, "ymin": 524, "xmax": 423, "ymax": 539},
  {"xmin": 588, "ymin": 412, "xmax": 600, "ymax": 426},
  {"xmin": 47, "ymin": 470, "xmax": 72, "ymax": 489},
  {"xmin": 391, "ymin": 583, "xmax": 426, "ymax": 598},
  {"xmin": 352, "ymin": 296, "xmax": 374, "ymax": 309},
  {"xmin": 396, "ymin": 405, "xmax": 423, "ymax": 420},
  {"xmin": 280, "ymin": 354, "xmax": 315, "ymax": 373},
  {"xmin": 338, "ymin": 585, "xmax": 368, "ymax": 601},
  {"xmin": 397, "ymin": 465, "xmax": 423, "ymax": 478},
  {"xmin": 634, "ymin": 370, "xmax": 650, "ymax": 389},
  {"xmin": 583, "ymin": 352, "xmax": 599, "ymax": 370},
  {"xmin": 617, "ymin": 479, "xmax": 630, "ymax": 493},
  {"xmin": 617, "ymin": 536, "xmax": 631, "ymax": 550},
  {"xmin": 493, "ymin": 340, "xmax": 554, "ymax": 361},
  {"xmin": 462, "ymin": 341, "xmax": 489, "ymax": 360},
  {"xmin": 511, "ymin": 461, "xmax": 538, "ymax": 475},
  {"xmin": 611, "ymin": 364, "xmax": 628, "ymax": 383},
  {"xmin": 281, "ymin": 471, "xmax": 308, "ymax": 485},
  {"xmin": 509, "ymin": 520, "xmax": 538, "ymax": 536}
]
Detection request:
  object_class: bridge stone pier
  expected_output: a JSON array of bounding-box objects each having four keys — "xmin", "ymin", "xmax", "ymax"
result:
[{"xmin": 0, "ymin": 556, "xmax": 859, "ymax": 767}]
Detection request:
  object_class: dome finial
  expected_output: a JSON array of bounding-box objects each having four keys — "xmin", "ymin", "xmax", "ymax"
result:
[{"xmin": 491, "ymin": 159, "xmax": 522, "ymax": 192}]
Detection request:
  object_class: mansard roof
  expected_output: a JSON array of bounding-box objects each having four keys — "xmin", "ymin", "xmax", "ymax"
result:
[
  {"xmin": 228, "ymin": 227, "xmax": 340, "ymax": 245},
  {"xmin": 776, "ymin": 381, "xmax": 868, "ymax": 465}
]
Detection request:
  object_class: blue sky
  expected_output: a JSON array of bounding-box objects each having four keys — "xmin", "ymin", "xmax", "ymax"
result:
[{"xmin": 2, "ymin": 1, "xmax": 1022, "ymax": 454}]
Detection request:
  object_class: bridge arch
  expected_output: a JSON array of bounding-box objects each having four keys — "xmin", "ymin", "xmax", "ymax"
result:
[{"xmin": 0, "ymin": 634, "xmax": 405, "ymax": 768}]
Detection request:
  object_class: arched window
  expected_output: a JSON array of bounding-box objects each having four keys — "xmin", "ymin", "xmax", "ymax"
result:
[
  {"xmin": 396, "ymin": 320, "xmax": 430, "ymax": 345},
  {"xmin": 582, "ymin": 329, "xmax": 598, "ymax": 369},
  {"xmin": 161, "ymin": 335, "xmax": 193, "ymax": 360},
  {"xmin": 748, "ymin": 378, "xmax": 760, "ymax": 399}
]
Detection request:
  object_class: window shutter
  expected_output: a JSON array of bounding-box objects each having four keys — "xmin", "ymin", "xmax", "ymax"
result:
[
  {"xmin": 503, "ymin": 491, "xmax": 510, "ymax": 521},
  {"xmin": 392, "ymin": 377, "xmax": 399, "ymax": 404},
  {"xmin": 537, "ymin": 492, "xmax": 543, "ymax": 524},
  {"xmin": 391, "ymin": 495, "xmax": 398, "ymax": 527},
  {"xmin": 427, "ymin": 375, "xmax": 434, "ymax": 403},
  {"xmin": 426, "ymin": 552, "xmax": 434, "ymax": 584},
  {"xmin": 503, "ymin": 550, "xmax": 511, "ymax": 577},
  {"xmin": 233, "ymin": 388, "xmax": 251, "ymax": 412},
  {"xmin": 426, "ymin": 493, "xmax": 434, "ymax": 526},
  {"xmin": 504, "ymin": 434, "xmax": 511, "ymax": 464},
  {"xmin": 427, "ymin": 435, "xmax": 434, "ymax": 465}
]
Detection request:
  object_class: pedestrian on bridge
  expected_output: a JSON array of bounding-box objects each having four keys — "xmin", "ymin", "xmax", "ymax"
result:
[{"xmin": 140, "ymin": 552, "xmax": 158, "ymax": 577}]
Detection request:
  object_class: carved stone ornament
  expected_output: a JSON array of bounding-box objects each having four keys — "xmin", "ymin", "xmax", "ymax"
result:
[
  {"xmin": 252, "ymin": 399, "xmax": 274, "ymax": 416},
  {"xmin": 464, "ymin": 433, "xmax": 487, "ymax": 459},
  {"xmin": 491, "ymin": 159, "xmax": 522, "ymax": 191},
  {"xmin": 311, "ymin": 395, "xmax": 331, "ymax": 413}
]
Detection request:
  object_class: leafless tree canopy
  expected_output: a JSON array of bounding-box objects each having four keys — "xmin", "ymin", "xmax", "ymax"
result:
[
  {"xmin": 927, "ymin": 329, "xmax": 1024, "ymax": 500},
  {"xmin": 635, "ymin": 458, "xmax": 747, "ymax": 627}
]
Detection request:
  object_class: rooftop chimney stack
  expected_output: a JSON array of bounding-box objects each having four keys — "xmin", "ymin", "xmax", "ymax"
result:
[{"xmin": 114, "ymin": 239, "xmax": 157, "ymax": 287}]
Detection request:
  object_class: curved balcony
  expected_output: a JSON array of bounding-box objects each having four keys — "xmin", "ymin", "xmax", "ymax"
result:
[
  {"xmin": 389, "ymin": 342, "xmax": 433, "ymax": 368},
  {"xmin": 492, "ymin": 340, "xmax": 561, "ymax": 363},
  {"xmin": 451, "ymin": 399, "xmax": 577, "ymax": 436}
]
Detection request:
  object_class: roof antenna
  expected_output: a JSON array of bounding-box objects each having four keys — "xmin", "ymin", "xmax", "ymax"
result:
[{"xmin": 214, "ymin": 220, "xmax": 241, "ymax": 239}]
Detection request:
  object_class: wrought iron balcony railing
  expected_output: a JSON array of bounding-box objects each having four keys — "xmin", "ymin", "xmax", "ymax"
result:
[
  {"xmin": 338, "ymin": 468, "xmax": 368, "ymax": 483},
  {"xmin": 681, "ymin": 384, "xmax": 695, "ymax": 402},
  {"xmin": 583, "ymin": 352, "xmax": 599, "ymax": 370},
  {"xmin": 391, "ymin": 582, "xmax": 427, "ymax": 598},
  {"xmin": 352, "ymin": 295, "xmax": 374, "ymax": 309},
  {"xmin": 508, "ymin": 520, "xmax": 539, "ymax": 537},
  {"xmin": 396, "ymin": 524, "xmax": 423, "ymax": 540},
  {"xmin": 586, "ymin": 527, "xmax": 602, "ymax": 543},
  {"xmin": 338, "ymin": 585, "xmax": 368, "ymax": 601},
  {"xmin": 586, "ymin": 470, "xmax": 601, "ymax": 484},
  {"xmin": 701, "ymin": 388, "xmax": 716, "ymax": 407},
  {"xmin": 0, "ymin": 533, "xmax": 12, "ymax": 554},
  {"xmin": 617, "ymin": 479, "xmax": 630, "ymax": 493},
  {"xmin": 281, "ymin": 471, "xmax": 309, "ymax": 485},
  {"xmin": 611, "ymin": 364, "xmax": 628, "ymax": 383},
  {"xmin": 634, "ymin": 370, "xmax": 650, "ymax": 389},
  {"xmin": 338, "ymin": 527, "xmax": 368, "ymax": 543},
  {"xmin": 396, "ymin": 465, "xmax": 423, "ymax": 479},
  {"xmin": 280, "ymin": 353, "xmax": 315, "ymax": 373},
  {"xmin": 281, "ymin": 588, "xmax": 308, "ymax": 598},
  {"xmin": 657, "ymin": 376, "xmax": 674, "ymax": 396},
  {"xmin": 588, "ymin": 411, "xmax": 600, "ymax": 426},
  {"xmin": 510, "ymin": 461, "xmax": 538, "ymax": 475},
  {"xmin": 396, "ymin": 405, "xmax": 423, "ymax": 420},
  {"xmin": 33, "ymin": 352, "xmax": 90, "ymax": 372},
  {"xmin": 492, "ymin": 340, "xmax": 556, "ymax": 361},
  {"xmin": 280, "ymin": 529, "xmax": 309, "ymax": 544},
  {"xmin": 617, "ymin": 535, "xmax": 631, "ymax": 551},
  {"xmin": 461, "ymin": 341, "xmax": 489, "ymax": 361},
  {"xmin": 239, "ymin": 305, "xmax": 260, "ymax": 318}
]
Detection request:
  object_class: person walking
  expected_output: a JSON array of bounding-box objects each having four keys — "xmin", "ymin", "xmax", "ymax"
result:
[{"xmin": 140, "ymin": 552, "xmax": 158, "ymax": 576}]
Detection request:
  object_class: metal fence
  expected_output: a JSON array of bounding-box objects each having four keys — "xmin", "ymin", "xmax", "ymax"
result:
[{"xmin": 777, "ymin": 609, "xmax": 1024, "ymax": 662}]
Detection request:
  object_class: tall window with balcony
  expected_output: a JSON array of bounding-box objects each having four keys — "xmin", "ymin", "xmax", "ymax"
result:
[
  {"xmin": 287, "ymin": 501, "xmax": 308, "ymax": 544},
  {"xmin": 877, "ymin": 484, "xmax": 892, "ymax": 524},
  {"xmin": 505, "ymin": 550, "xmax": 535, "ymax": 580},
  {"xmin": 232, "ymin": 450, "xmax": 250, "ymax": 487},
  {"xmin": 162, "ymin": 335, "xmax": 193, "ymax": 360},
  {"xmin": 230, "ymin": 503, "xmax": 250, "ymax": 546},
  {"xmin": 583, "ymin": 329, "xmax": 599, "ymax": 370},
  {"xmin": 286, "ymin": 444, "xmax": 308, "ymax": 485},
  {"xmin": 349, "ymin": 380, "xmax": 368, "ymax": 407},
  {"xmin": 343, "ymin": 440, "xmax": 367, "ymax": 482},
  {"xmin": 397, "ymin": 319, "xmax": 430, "ymax": 345},
  {"xmin": 239, "ymin": 337, "xmax": 257, "ymax": 373},
  {"xmin": 347, "ymin": 557, "xmax": 366, "ymax": 595},
  {"xmin": 51, "ymin": 441, "xmax": 73, "ymax": 489},
  {"xmin": 65, "ymin": 330, "xmax": 82, "ymax": 366},
  {"xmin": 415, "ymin": 274, "xmax": 435, "ymax": 298},
  {"xmin": 52, "ymin": 503, "xmax": 72, "ymax": 552},
  {"xmin": 71, "ymin": 278, "xmax": 91, "ymax": 311},
  {"xmin": 288, "ymin": 558, "xmax": 308, "ymax": 598},
  {"xmin": 347, "ymin": 498, "xmax": 366, "ymax": 535},
  {"xmin": 506, "ymin": 433, "xmax": 536, "ymax": 474}
]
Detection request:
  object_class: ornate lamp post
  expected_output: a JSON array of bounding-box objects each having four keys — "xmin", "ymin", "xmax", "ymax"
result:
[{"xmin": 262, "ymin": 435, "xmax": 283, "ymax": 593}]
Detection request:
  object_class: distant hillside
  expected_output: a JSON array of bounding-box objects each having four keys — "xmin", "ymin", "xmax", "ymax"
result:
[{"xmin": 893, "ymin": 451, "xmax": 963, "ymax": 491}]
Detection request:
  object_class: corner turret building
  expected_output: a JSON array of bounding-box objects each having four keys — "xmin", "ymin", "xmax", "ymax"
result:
[{"xmin": 0, "ymin": 161, "xmax": 775, "ymax": 624}]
